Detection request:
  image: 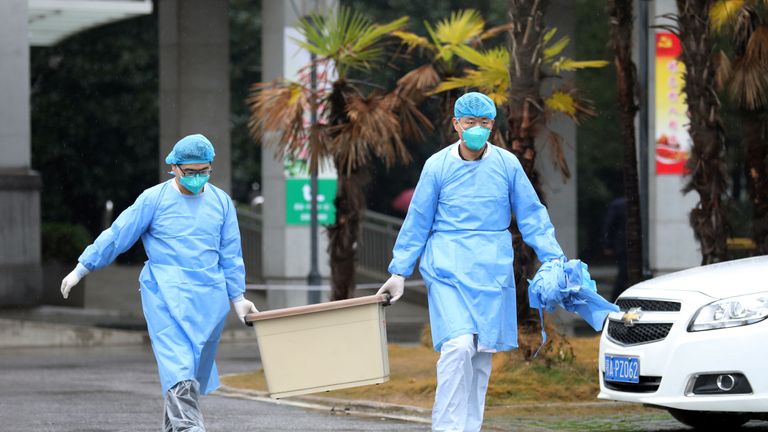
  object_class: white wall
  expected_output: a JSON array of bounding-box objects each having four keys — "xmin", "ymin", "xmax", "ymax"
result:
[
  {"xmin": 159, "ymin": 0, "xmax": 232, "ymax": 192},
  {"xmin": 537, "ymin": 0, "xmax": 578, "ymax": 259},
  {"xmin": 260, "ymin": 0, "xmax": 336, "ymax": 307},
  {"xmin": 0, "ymin": 0, "xmax": 30, "ymax": 169},
  {"xmin": 649, "ymin": 0, "xmax": 701, "ymax": 273}
]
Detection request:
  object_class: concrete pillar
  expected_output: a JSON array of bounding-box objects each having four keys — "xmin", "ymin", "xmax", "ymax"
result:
[
  {"xmin": 0, "ymin": 0, "xmax": 42, "ymax": 306},
  {"xmin": 537, "ymin": 0, "xmax": 577, "ymax": 259},
  {"xmin": 649, "ymin": 0, "xmax": 699, "ymax": 274},
  {"xmin": 159, "ymin": 0, "xmax": 231, "ymax": 192},
  {"xmin": 261, "ymin": 1, "xmax": 335, "ymax": 308}
]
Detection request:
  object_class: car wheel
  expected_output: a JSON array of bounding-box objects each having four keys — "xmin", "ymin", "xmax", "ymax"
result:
[{"xmin": 668, "ymin": 409, "xmax": 749, "ymax": 430}]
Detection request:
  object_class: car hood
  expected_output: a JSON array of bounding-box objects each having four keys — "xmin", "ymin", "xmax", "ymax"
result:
[{"xmin": 627, "ymin": 256, "xmax": 768, "ymax": 299}]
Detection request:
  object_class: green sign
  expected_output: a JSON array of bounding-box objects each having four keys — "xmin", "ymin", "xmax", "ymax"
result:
[{"xmin": 285, "ymin": 178, "xmax": 337, "ymax": 225}]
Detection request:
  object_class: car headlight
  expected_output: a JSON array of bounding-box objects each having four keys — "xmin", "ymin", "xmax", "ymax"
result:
[{"xmin": 689, "ymin": 292, "xmax": 768, "ymax": 331}]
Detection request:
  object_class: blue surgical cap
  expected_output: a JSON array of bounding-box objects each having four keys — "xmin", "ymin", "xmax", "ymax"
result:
[
  {"xmin": 165, "ymin": 134, "xmax": 216, "ymax": 165},
  {"xmin": 454, "ymin": 92, "xmax": 496, "ymax": 119}
]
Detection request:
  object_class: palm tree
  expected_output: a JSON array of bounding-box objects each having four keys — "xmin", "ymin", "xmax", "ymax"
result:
[
  {"xmin": 393, "ymin": 9, "xmax": 512, "ymax": 144},
  {"xmin": 247, "ymin": 8, "xmax": 430, "ymax": 300},
  {"xmin": 505, "ymin": 1, "xmax": 552, "ymax": 335},
  {"xmin": 710, "ymin": 0, "xmax": 768, "ymax": 254},
  {"xmin": 432, "ymin": 17, "xmax": 607, "ymax": 339},
  {"xmin": 506, "ymin": 0, "xmax": 550, "ymax": 189},
  {"xmin": 665, "ymin": 0, "xmax": 729, "ymax": 264},
  {"xmin": 608, "ymin": 0, "xmax": 643, "ymax": 286}
]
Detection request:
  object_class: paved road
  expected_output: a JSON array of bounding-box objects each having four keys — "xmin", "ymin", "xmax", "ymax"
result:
[
  {"xmin": 0, "ymin": 341, "xmax": 428, "ymax": 432},
  {"xmin": 5, "ymin": 341, "xmax": 768, "ymax": 432}
]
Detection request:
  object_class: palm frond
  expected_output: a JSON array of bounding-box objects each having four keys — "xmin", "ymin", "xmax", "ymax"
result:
[
  {"xmin": 247, "ymin": 80, "xmax": 309, "ymax": 159},
  {"xmin": 732, "ymin": 6, "xmax": 760, "ymax": 48},
  {"xmin": 542, "ymin": 27, "xmax": 558, "ymax": 45},
  {"xmin": 423, "ymin": 20, "xmax": 449, "ymax": 62},
  {"xmin": 545, "ymin": 91, "xmax": 578, "ymax": 117},
  {"xmin": 452, "ymin": 44, "xmax": 509, "ymax": 71},
  {"xmin": 485, "ymin": 88, "xmax": 508, "ymax": 105},
  {"xmin": 710, "ymin": 0, "xmax": 745, "ymax": 31},
  {"xmin": 543, "ymin": 35, "xmax": 570, "ymax": 62},
  {"xmin": 432, "ymin": 75, "xmax": 478, "ymax": 93},
  {"xmin": 545, "ymin": 88, "xmax": 597, "ymax": 124},
  {"xmin": 392, "ymin": 30, "xmax": 433, "ymax": 52},
  {"xmin": 729, "ymin": 57, "xmax": 768, "ymax": 109},
  {"xmin": 306, "ymin": 123, "xmax": 332, "ymax": 176},
  {"xmin": 546, "ymin": 130, "xmax": 571, "ymax": 181},
  {"xmin": 478, "ymin": 23, "xmax": 514, "ymax": 41},
  {"xmin": 715, "ymin": 50, "xmax": 733, "ymax": 91},
  {"xmin": 397, "ymin": 64, "xmax": 441, "ymax": 99},
  {"xmin": 332, "ymin": 94, "xmax": 411, "ymax": 174},
  {"xmin": 432, "ymin": 70, "xmax": 508, "ymax": 104},
  {"xmin": 435, "ymin": 9, "xmax": 485, "ymax": 45},
  {"xmin": 296, "ymin": 7, "xmax": 408, "ymax": 78},
  {"xmin": 743, "ymin": 24, "xmax": 768, "ymax": 66},
  {"xmin": 727, "ymin": 25, "xmax": 768, "ymax": 110},
  {"xmin": 432, "ymin": 45, "xmax": 509, "ymax": 103},
  {"xmin": 551, "ymin": 58, "xmax": 610, "ymax": 73},
  {"xmin": 352, "ymin": 16, "xmax": 410, "ymax": 53},
  {"xmin": 386, "ymin": 89, "xmax": 434, "ymax": 143}
]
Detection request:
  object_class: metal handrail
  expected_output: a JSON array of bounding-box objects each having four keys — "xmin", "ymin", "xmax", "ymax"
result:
[
  {"xmin": 236, "ymin": 205, "xmax": 421, "ymax": 286},
  {"xmin": 358, "ymin": 210, "xmax": 424, "ymax": 284}
]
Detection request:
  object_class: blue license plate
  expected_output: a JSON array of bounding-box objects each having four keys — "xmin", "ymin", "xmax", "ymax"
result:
[{"xmin": 605, "ymin": 355, "xmax": 640, "ymax": 383}]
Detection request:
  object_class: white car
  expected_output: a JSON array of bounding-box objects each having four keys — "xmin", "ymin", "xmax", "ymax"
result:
[{"xmin": 598, "ymin": 256, "xmax": 768, "ymax": 429}]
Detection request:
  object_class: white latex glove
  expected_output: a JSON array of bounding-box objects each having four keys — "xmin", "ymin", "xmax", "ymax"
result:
[
  {"xmin": 376, "ymin": 274, "xmax": 405, "ymax": 304},
  {"xmin": 61, "ymin": 263, "xmax": 90, "ymax": 299},
  {"xmin": 232, "ymin": 296, "xmax": 258, "ymax": 325}
]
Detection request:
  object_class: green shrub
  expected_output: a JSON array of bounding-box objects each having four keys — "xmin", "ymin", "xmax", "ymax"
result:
[{"xmin": 41, "ymin": 223, "xmax": 92, "ymax": 263}]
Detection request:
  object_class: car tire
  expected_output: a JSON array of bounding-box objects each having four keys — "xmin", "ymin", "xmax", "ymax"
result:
[{"xmin": 668, "ymin": 409, "xmax": 749, "ymax": 430}]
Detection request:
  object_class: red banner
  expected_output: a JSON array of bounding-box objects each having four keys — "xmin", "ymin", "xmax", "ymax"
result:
[{"xmin": 655, "ymin": 32, "xmax": 690, "ymax": 175}]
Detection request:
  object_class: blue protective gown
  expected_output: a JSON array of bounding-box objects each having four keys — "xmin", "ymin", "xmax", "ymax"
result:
[
  {"xmin": 78, "ymin": 180, "xmax": 245, "ymax": 395},
  {"xmin": 389, "ymin": 143, "xmax": 564, "ymax": 352}
]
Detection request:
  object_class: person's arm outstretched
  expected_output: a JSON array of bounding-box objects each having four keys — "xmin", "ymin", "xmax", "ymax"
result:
[{"xmin": 61, "ymin": 190, "xmax": 156, "ymax": 299}]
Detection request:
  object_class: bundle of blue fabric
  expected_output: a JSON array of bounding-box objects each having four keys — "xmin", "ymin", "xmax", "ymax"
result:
[
  {"xmin": 529, "ymin": 259, "xmax": 619, "ymax": 330},
  {"xmin": 527, "ymin": 259, "xmax": 619, "ymax": 355}
]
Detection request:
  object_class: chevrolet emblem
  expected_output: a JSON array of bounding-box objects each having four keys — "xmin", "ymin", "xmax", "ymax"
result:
[{"xmin": 621, "ymin": 307, "xmax": 643, "ymax": 327}]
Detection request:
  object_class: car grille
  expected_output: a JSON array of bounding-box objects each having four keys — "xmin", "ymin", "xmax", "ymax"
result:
[
  {"xmin": 616, "ymin": 298, "xmax": 681, "ymax": 312},
  {"xmin": 607, "ymin": 321, "xmax": 673, "ymax": 345},
  {"xmin": 603, "ymin": 375, "xmax": 662, "ymax": 393}
]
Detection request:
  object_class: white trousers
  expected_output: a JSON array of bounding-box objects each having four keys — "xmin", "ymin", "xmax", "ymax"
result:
[{"xmin": 432, "ymin": 334, "xmax": 493, "ymax": 432}]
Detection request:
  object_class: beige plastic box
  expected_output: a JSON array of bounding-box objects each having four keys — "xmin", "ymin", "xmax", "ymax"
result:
[{"xmin": 244, "ymin": 294, "xmax": 390, "ymax": 399}]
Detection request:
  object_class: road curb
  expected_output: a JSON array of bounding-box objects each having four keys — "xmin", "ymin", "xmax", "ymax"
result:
[
  {"xmin": 215, "ymin": 382, "xmax": 432, "ymax": 424},
  {"xmin": 215, "ymin": 379, "xmax": 641, "ymax": 431},
  {"xmin": 0, "ymin": 318, "xmax": 147, "ymax": 348},
  {"xmin": 0, "ymin": 314, "xmax": 257, "ymax": 348}
]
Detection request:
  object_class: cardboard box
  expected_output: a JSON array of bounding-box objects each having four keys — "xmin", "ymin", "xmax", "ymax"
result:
[{"xmin": 245, "ymin": 294, "xmax": 390, "ymax": 399}]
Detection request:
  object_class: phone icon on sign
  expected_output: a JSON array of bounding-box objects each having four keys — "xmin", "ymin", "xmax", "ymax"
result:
[{"xmin": 302, "ymin": 184, "xmax": 325, "ymax": 203}]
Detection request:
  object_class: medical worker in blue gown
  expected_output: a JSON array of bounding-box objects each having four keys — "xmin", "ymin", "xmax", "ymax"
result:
[
  {"xmin": 377, "ymin": 92, "xmax": 567, "ymax": 432},
  {"xmin": 59, "ymin": 134, "xmax": 258, "ymax": 431}
]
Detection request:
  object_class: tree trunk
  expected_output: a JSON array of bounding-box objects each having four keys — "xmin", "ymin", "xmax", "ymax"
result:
[
  {"xmin": 744, "ymin": 113, "xmax": 768, "ymax": 254},
  {"xmin": 440, "ymin": 91, "xmax": 460, "ymax": 146},
  {"xmin": 676, "ymin": 0, "xmax": 729, "ymax": 265},
  {"xmin": 325, "ymin": 79, "xmax": 365, "ymax": 300},
  {"xmin": 328, "ymin": 168, "xmax": 369, "ymax": 300},
  {"xmin": 507, "ymin": 0, "xmax": 550, "ymax": 342},
  {"xmin": 507, "ymin": 0, "xmax": 549, "ymax": 188},
  {"xmin": 608, "ymin": 0, "xmax": 643, "ymax": 286}
]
